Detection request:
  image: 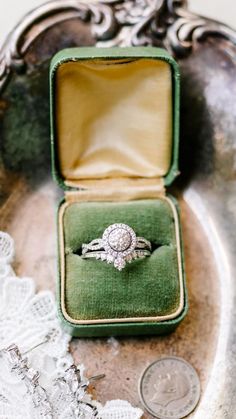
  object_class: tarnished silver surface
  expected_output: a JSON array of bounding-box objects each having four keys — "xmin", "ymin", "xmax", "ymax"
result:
[
  {"xmin": 139, "ymin": 357, "xmax": 201, "ymax": 418},
  {"xmin": 0, "ymin": 1, "xmax": 236, "ymax": 418},
  {"xmin": 0, "ymin": 0, "xmax": 236, "ymax": 93}
]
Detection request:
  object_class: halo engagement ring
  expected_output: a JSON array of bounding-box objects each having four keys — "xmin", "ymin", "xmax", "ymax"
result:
[{"xmin": 81, "ymin": 223, "xmax": 152, "ymax": 271}]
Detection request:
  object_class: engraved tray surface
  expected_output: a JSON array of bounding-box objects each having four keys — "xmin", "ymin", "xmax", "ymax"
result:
[{"xmin": 0, "ymin": 1, "xmax": 236, "ymax": 417}]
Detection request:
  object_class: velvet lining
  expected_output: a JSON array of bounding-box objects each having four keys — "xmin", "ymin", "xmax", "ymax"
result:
[{"xmin": 59, "ymin": 198, "xmax": 183, "ymax": 322}]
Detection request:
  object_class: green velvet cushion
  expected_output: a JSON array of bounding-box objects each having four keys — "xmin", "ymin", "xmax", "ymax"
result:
[{"xmin": 62, "ymin": 198, "xmax": 181, "ymax": 321}]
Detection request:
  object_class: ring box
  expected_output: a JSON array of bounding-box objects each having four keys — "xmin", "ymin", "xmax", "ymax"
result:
[{"xmin": 50, "ymin": 47, "xmax": 188, "ymax": 337}]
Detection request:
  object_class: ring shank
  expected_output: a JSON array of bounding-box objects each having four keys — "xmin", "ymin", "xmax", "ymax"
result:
[
  {"xmin": 81, "ymin": 249, "xmax": 151, "ymax": 260},
  {"xmin": 81, "ymin": 224, "xmax": 152, "ymax": 270}
]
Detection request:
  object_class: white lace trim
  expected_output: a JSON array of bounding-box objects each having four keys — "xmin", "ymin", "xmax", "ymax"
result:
[
  {"xmin": 99, "ymin": 401, "xmax": 143, "ymax": 419},
  {"xmin": 0, "ymin": 232, "xmax": 143, "ymax": 419}
]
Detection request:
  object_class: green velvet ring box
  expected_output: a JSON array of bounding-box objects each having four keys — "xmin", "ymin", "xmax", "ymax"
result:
[{"xmin": 50, "ymin": 46, "xmax": 188, "ymax": 337}]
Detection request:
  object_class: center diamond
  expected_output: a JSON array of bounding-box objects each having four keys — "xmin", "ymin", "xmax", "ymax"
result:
[{"xmin": 108, "ymin": 228, "xmax": 131, "ymax": 252}]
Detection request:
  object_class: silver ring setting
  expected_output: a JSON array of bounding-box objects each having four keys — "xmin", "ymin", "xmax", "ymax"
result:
[{"xmin": 82, "ymin": 223, "xmax": 151, "ymax": 271}]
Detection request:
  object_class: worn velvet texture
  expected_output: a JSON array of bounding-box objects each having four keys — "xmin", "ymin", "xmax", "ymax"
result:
[{"xmin": 62, "ymin": 198, "xmax": 181, "ymax": 321}]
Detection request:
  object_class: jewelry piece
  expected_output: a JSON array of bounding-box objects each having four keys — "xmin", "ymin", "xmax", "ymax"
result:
[
  {"xmin": 0, "ymin": 339, "xmax": 103, "ymax": 419},
  {"xmin": 82, "ymin": 223, "xmax": 152, "ymax": 271},
  {"xmin": 2, "ymin": 344, "xmax": 53, "ymax": 418},
  {"xmin": 0, "ymin": 334, "xmax": 55, "ymax": 417},
  {"xmin": 52, "ymin": 365, "xmax": 100, "ymax": 418}
]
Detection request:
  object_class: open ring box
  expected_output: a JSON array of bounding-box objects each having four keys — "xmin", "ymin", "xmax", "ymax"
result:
[{"xmin": 50, "ymin": 47, "xmax": 188, "ymax": 337}]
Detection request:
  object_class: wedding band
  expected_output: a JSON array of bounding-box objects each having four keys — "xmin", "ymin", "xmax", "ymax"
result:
[{"xmin": 81, "ymin": 223, "xmax": 151, "ymax": 271}]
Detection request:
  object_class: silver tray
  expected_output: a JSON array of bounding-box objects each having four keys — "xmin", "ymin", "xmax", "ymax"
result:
[{"xmin": 0, "ymin": 1, "xmax": 236, "ymax": 417}]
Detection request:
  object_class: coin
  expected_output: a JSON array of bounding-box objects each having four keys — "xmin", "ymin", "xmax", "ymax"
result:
[{"xmin": 139, "ymin": 357, "xmax": 201, "ymax": 419}]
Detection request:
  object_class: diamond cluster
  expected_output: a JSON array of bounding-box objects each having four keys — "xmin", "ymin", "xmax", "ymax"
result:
[
  {"xmin": 108, "ymin": 228, "xmax": 131, "ymax": 251},
  {"xmin": 102, "ymin": 224, "xmax": 137, "ymax": 270}
]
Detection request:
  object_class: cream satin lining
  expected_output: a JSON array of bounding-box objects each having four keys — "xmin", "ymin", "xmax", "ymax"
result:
[
  {"xmin": 56, "ymin": 58, "xmax": 172, "ymax": 187},
  {"xmin": 65, "ymin": 177, "xmax": 165, "ymax": 202}
]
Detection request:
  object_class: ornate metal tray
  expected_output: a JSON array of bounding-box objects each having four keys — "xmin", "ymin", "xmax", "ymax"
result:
[{"xmin": 0, "ymin": 1, "xmax": 236, "ymax": 417}]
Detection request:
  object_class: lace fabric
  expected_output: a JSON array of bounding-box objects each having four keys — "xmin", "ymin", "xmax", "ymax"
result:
[{"xmin": 0, "ymin": 232, "xmax": 143, "ymax": 419}]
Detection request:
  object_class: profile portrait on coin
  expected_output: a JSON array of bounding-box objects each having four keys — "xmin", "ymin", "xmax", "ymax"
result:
[
  {"xmin": 139, "ymin": 357, "xmax": 201, "ymax": 419},
  {"xmin": 150, "ymin": 370, "xmax": 189, "ymax": 407}
]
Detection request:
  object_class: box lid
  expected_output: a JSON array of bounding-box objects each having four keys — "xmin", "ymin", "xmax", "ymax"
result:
[{"xmin": 50, "ymin": 47, "xmax": 180, "ymax": 192}]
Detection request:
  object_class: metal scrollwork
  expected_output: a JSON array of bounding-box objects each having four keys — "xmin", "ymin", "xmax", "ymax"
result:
[
  {"xmin": 0, "ymin": 0, "xmax": 236, "ymax": 92},
  {"xmin": 0, "ymin": 0, "xmax": 116, "ymax": 92},
  {"xmin": 166, "ymin": 4, "xmax": 236, "ymax": 56},
  {"xmin": 99, "ymin": 0, "xmax": 236, "ymax": 52}
]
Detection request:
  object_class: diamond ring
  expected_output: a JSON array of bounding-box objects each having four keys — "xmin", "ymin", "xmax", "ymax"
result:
[{"xmin": 81, "ymin": 223, "xmax": 151, "ymax": 271}]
